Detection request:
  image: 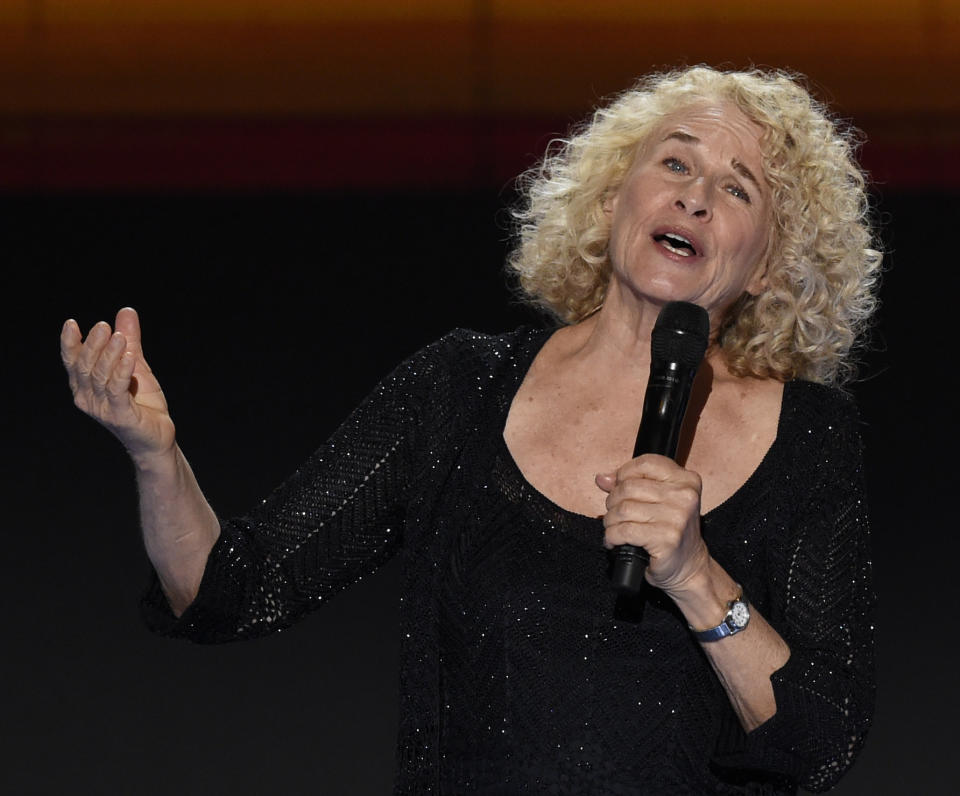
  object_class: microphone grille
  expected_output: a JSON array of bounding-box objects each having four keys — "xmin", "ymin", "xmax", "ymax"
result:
[{"xmin": 651, "ymin": 301, "xmax": 710, "ymax": 367}]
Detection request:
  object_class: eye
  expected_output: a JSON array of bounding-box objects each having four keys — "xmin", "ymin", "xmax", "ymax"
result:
[
  {"xmin": 663, "ymin": 157, "xmax": 688, "ymax": 174},
  {"xmin": 726, "ymin": 183, "xmax": 751, "ymax": 203}
]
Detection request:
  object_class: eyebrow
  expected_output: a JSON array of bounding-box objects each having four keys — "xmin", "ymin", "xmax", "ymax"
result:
[{"xmin": 662, "ymin": 131, "xmax": 763, "ymax": 194}]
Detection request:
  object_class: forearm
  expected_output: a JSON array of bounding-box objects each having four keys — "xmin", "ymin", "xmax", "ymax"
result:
[
  {"xmin": 669, "ymin": 557, "xmax": 791, "ymax": 731},
  {"xmin": 135, "ymin": 444, "xmax": 220, "ymax": 617}
]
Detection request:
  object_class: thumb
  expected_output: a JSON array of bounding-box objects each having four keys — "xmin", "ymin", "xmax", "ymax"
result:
[
  {"xmin": 595, "ymin": 472, "xmax": 617, "ymax": 492},
  {"xmin": 114, "ymin": 307, "xmax": 144, "ymax": 357}
]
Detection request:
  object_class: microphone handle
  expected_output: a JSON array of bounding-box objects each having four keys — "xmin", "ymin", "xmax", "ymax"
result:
[{"xmin": 610, "ymin": 366, "xmax": 697, "ymax": 594}]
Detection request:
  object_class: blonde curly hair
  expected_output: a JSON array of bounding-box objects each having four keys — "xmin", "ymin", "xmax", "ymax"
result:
[{"xmin": 507, "ymin": 66, "xmax": 882, "ymax": 385}]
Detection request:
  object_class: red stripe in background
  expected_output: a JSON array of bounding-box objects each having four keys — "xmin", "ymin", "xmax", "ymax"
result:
[{"xmin": 0, "ymin": 117, "xmax": 956, "ymax": 192}]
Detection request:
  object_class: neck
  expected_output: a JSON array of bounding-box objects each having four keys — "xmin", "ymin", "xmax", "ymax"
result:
[
  {"xmin": 573, "ymin": 281, "xmax": 671, "ymax": 372},
  {"xmin": 564, "ymin": 283, "xmax": 731, "ymax": 382}
]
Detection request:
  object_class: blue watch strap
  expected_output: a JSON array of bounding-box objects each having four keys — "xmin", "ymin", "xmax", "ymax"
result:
[
  {"xmin": 693, "ymin": 618, "xmax": 737, "ymax": 642},
  {"xmin": 690, "ymin": 587, "xmax": 750, "ymax": 643}
]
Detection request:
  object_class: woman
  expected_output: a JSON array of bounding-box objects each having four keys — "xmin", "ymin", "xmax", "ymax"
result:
[{"xmin": 61, "ymin": 66, "xmax": 880, "ymax": 793}]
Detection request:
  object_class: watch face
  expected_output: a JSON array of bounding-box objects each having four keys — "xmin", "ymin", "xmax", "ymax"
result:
[{"xmin": 729, "ymin": 601, "xmax": 750, "ymax": 629}]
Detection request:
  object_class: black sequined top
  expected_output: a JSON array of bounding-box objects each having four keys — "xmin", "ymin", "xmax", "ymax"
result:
[{"xmin": 143, "ymin": 326, "xmax": 876, "ymax": 795}]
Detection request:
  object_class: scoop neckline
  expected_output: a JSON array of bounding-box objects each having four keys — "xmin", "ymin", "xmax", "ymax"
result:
[{"xmin": 498, "ymin": 326, "xmax": 788, "ymax": 524}]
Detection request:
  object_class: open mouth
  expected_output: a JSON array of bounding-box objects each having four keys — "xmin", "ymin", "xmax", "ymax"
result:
[{"xmin": 654, "ymin": 232, "xmax": 698, "ymax": 257}]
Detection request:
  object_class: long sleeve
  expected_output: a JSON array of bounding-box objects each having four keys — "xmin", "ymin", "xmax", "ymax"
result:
[
  {"xmin": 136, "ymin": 331, "xmax": 879, "ymax": 794},
  {"xmin": 713, "ymin": 384, "xmax": 876, "ymax": 792},
  {"xmin": 141, "ymin": 336, "xmax": 448, "ymax": 643}
]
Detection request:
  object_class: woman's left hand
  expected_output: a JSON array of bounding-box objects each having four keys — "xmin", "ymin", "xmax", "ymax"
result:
[{"xmin": 596, "ymin": 454, "xmax": 710, "ymax": 594}]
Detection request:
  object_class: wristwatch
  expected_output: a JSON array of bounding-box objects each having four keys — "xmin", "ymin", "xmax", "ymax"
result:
[{"xmin": 691, "ymin": 586, "xmax": 750, "ymax": 642}]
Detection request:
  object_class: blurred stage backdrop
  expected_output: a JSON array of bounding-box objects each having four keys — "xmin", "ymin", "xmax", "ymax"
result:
[{"xmin": 5, "ymin": 2, "xmax": 959, "ymax": 793}]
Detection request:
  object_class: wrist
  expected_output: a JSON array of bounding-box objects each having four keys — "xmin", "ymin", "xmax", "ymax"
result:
[
  {"xmin": 669, "ymin": 557, "xmax": 740, "ymax": 631},
  {"xmin": 130, "ymin": 443, "xmax": 180, "ymax": 478}
]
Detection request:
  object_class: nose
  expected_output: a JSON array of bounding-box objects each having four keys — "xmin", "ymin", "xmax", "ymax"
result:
[{"xmin": 674, "ymin": 179, "xmax": 712, "ymax": 221}]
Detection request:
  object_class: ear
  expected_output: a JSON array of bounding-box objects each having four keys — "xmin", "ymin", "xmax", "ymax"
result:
[
  {"xmin": 602, "ymin": 189, "xmax": 618, "ymax": 218},
  {"xmin": 745, "ymin": 230, "xmax": 774, "ymax": 296},
  {"xmin": 744, "ymin": 259, "xmax": 769, "ymax": 296}
]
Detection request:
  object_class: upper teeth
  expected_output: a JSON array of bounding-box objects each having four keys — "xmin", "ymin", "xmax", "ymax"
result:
[{"xmin": 661, "ymin": 233, "xmax": 694, "ymax": 255}]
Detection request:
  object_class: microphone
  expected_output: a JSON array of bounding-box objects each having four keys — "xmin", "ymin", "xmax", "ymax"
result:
[{"xmin": 610, "ymin": 300, "xmax": 710, "ymax": 594}]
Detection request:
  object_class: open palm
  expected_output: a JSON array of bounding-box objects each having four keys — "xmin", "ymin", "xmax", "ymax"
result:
[{"xmin": 61, "ymin": 307, "xmax": 176, "ymax": 462}]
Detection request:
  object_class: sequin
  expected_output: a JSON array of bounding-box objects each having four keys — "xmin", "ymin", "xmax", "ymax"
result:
[{"xmin": 141, "ymin": 326, "xmax": 875, "ymax": 794}]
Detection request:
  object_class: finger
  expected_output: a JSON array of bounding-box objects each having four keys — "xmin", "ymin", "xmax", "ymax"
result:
[
  {"xmin": 603, "ymin": 496, "xmax": 665, "ymax": 530},
  {"xmin": 60, "ymin": 320, "xmax": 83, "ymax": 392},
  {"xmin": 90, "ymin": 332, "xmax": 128, "ymax": 398},
  {"xmin": 60, "ymin": 319, "xmax": 82, "ymax": 367},
  {"xmin": 114, "ymin": 307, "xmax": 144, "ymax": 358},
  {"xmin": 604, "ymin": 476, "xmax": 668, "ymax": 510},
  {"xmin": 608, "ymin": 482, "xmax": 702, "ymax": 529},
  {"xmin": 603, "ymin": 510, "xmax": 678, "ymax": 551},
  {"xmin": 617, "ymin": 453, "xmax": 681, "ymax": 482},
  {"xmin": 74, "ymin": 321, "xmax": 113, "ymax": 391},
  {"xmin": 602, "ymin": 460, "xmax": 674, "ymax": 488},
  {"xmin": 603, "ymin": 516, "xmax": 657, "ymax": 549},
  {"xmin": 618, "ymin": 456, "xmax": 702, "ymax": 493},
  {"xmin": 105, "ymin": 349, "xmax": 137, "ymax": 405}
]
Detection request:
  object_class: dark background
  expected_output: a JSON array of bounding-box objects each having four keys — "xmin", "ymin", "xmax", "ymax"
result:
[
  {"xmin": 5, "ymin": 186, "xmax": 958, "ymax": 794},
  {"xmin": 3, "ymin": 3, "xmax": 959, "ymax": 791}
]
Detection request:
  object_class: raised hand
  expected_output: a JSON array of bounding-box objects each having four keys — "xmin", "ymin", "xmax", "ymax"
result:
[{"xmin": 60, "ymin": 307, "xmax": 176, "ymax": 465}]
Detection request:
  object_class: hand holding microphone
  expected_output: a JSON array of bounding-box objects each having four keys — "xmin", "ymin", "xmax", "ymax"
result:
[{"xmin": 606, "ymin": 301, "xmax": 709, "ymax": 594}]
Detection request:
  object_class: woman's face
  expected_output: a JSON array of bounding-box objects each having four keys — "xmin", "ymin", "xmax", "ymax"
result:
[{"xmin": 605, "ymin": 102, "xmax": 772, "ymax": 323}]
